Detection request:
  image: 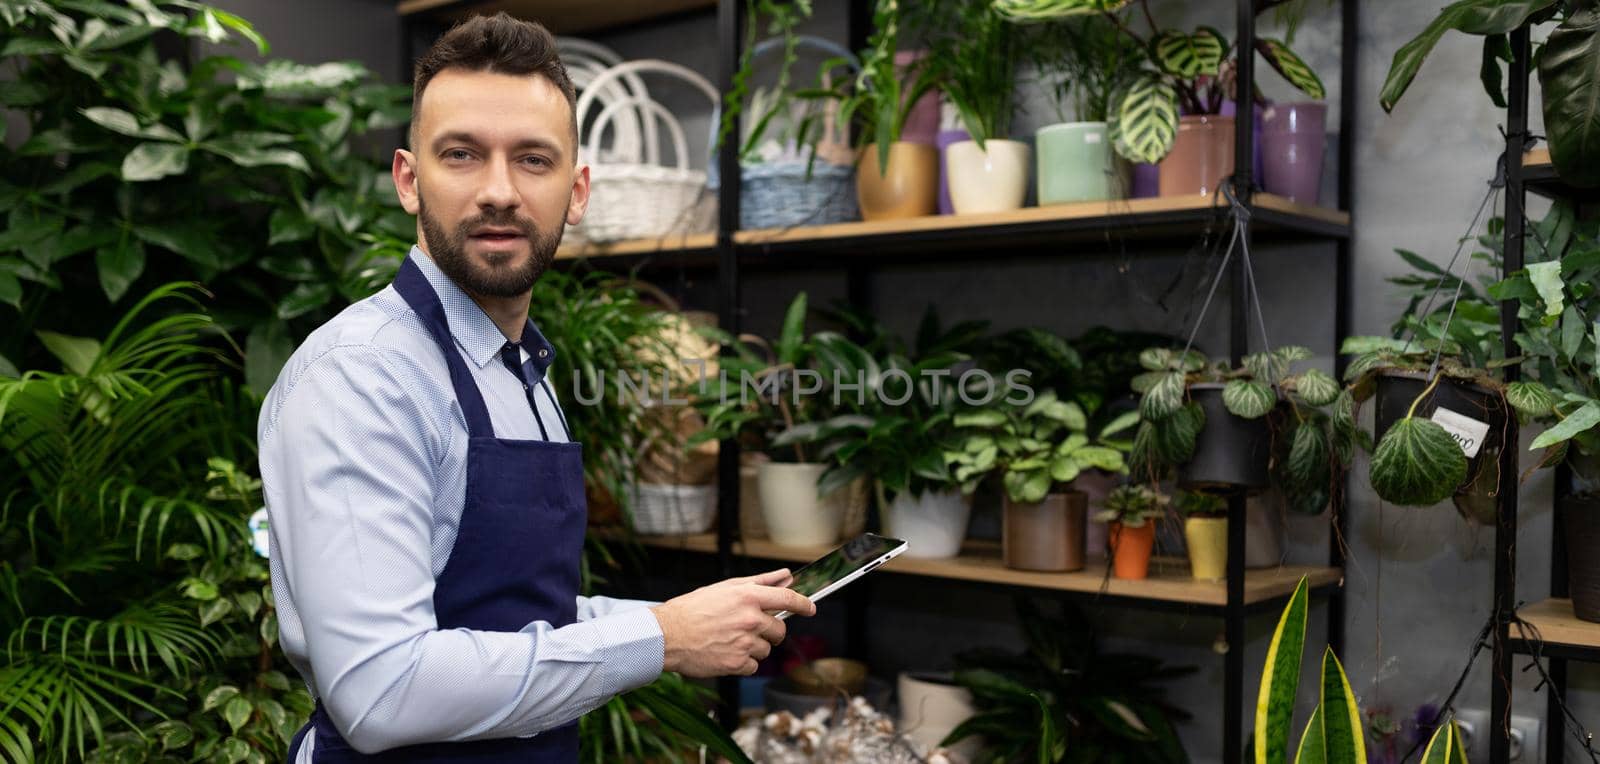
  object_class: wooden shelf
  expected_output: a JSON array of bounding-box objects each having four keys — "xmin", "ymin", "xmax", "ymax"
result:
[
  {"xmin": 553, "ymin": 194, "xmax": 1349, "ymax": 271},
  {"xmin": 398, "ymin": 0, "xmax": 716, "ymax": 34},
  {"xmin": 1523, "ymin": 148, "xmax": 1599, "ymax": 201},
  {"xmin": 1514, "ymin": 599, "xmax": 1600, "ymax": 654},
  {"xmin": 622, "ymin": 532, "xmax": 1342, "ymax": 611}
]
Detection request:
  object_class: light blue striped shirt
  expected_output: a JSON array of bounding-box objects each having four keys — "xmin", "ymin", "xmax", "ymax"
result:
[{"xmin": 259, "ymin": 246, "xmax": 664, "ymax": 758}]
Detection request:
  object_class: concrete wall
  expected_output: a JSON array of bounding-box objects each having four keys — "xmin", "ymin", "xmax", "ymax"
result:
[{"xmin": 182, "ymin": 1, "xmax": 1593, "ymax": 761}]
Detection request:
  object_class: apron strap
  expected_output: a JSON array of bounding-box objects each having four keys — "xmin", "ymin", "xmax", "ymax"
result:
[{"xmin": 393, "ymin": 257, "xmax": 496, "ymax": 439}]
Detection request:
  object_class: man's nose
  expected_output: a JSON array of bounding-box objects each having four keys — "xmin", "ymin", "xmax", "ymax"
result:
[{"xmin": 474, "ymin": 156, "xmax": 519, "ymax": 211}]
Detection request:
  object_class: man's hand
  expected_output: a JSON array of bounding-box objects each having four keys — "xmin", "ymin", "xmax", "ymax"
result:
[{"xmin": 649, "ymin": 568, "xmax": 816, "ymax": 678}]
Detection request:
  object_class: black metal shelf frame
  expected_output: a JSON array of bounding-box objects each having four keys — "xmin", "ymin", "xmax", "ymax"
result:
[{"xmin": 399, "ymin": 1, "xmax": 1360, "ymax": 760}]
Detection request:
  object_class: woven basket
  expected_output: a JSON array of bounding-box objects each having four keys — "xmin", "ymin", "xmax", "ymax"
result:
[
  {"xmin": 575, "ymin": 60, "xmax": 719, "ymax": 242},
  {"xmin": 628, "ymin": 483, "xmax": 717, "ymax": 535},
  {"xmin": 733, "ymin": 36, "xmax": 860, "ymax": 230}
]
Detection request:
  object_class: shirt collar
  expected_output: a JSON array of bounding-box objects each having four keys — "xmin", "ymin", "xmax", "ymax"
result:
[{"xmin": 406, "ymin": 246, "xmax": 558, "ymax": 377}]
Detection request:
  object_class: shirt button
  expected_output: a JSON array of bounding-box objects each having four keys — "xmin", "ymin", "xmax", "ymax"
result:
[{"xmin": 537, "ymin": 348, "xmax": 548, "ymax": 358}]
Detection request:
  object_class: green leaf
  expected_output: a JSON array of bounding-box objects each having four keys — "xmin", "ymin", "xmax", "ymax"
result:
[
  {"xmin": 1419, "ymin": 719, "xmax": 1468, "ymax": 764},
  {"xmin": 1379, "ymin": 0, "xmax": 1559, "ymax": 112},
  {"xmin": 269, "ymin": 207, "xmax": 316, "ymax": 245},
  {"xmin": 1530, "ymin": 400, "xmax": 1600, "ymax": 450},
  {"xmin": 1153, "ymin": 402, "xmax": 1205, "ymax": 465},
  {"xmin": 1319, "ymin": 648, "xmax": 1365, "ymax": 763},
  {"xmin": 1481, "ymin": 34, "xmax": 1510, "ymax": 108},
  {"xmin": 1223, "ymin": 379, "xmax": 1277, "ymax": 419},
  {"xmin": 203, "ymin": 136, "xmax": 311, "ymax": 173},
  {"xmin": 95, "ymin": 239, "xmax": 146, "ymax": 302},
  {"xmin": 1527, "ymin": 261, "xmax": 1565, "ymax": 317},
  {"xmin": 1111, "ymin": 72, "xmax": 1180, "ymax": 165},
  {"xmin": 200, "ymin": 598, "xmax": 234, "ymax": 627},
  {"xmin": 259, "ymin": 670, "xmax": 290, "ymax": 691},
  {"xmin": 1141, "ymin": 371, "xmax": 1187, "ymax": 420},
  {"xmin": 166, "ymin": 543, "xmax": 204, "ymax": 561},
  {"xmin": 1296, "ymin": 369, "xmax": 1341, "ymax": 407},
  {"xmin": 36, "ymin": 330, "xmax": 100, "ymax": 374},
  {"xmin": 1538, "ymin": 7, "xmax": 1600, "ymax": 188},
  {"xmin": 154, "ymin": 720, "xmax": 193, "ymax": 751},
  {"xmin": 222, "ymin": 696, "xmax": 253, "ymax": 733},
  {"xmin": 80, "ymin": 106, "xmax": 183, "ymax": 142},
  {"xmin": 0, "ymin": 353, "xmax": 17, "ymax": 378},
  {"xmin": 1369, "ymin": 418, "xmax": 1468, "ymax": 506},
  {"xmin": 1506, "ymin": 380, "xmax": 1557, "ymax": 419},
  {"xmin": 220, "ymin": 736, "xmax": 250, "ymax": 764},
  {"xmin": 246, "ymin": 320, "xmax": 295, "ymax": 395},
  {"xmin": 1256, "ymin": 577, "xmax": 1309, "ymax": 764},
  {"xmin": 0, "ymin": 272, "xmax": 18, "ymax": 309},
  {"xmin": 1259, "ymin": 38, "xmax": 1325, "ymax": 99},
  {"xmin": 991, "ymin": 0, "xmax": 1131, "ymax": 20},
  {"xmin": 122, "ymin": 142, "xmax": 190, "ymax": 181},
  {"xmin": 1294, "ymin": 705, "xmax": 1326, "ymax": 764},
  {"xmin": 776, "ymin": 292, "xmax": 808, "ymax": 365},
  {"xmin": 277, "ymin": 282, "xmax": 334, "ymax": 320},
  {"xmin": 181, "ymin": 576, "xmax": 220, "ymax": 601},
  {"xmin": 1153, "ymin": 28, "xmax": 1224, "ymax": 78},
  {"xmin": 1287, "ymin": 423, "xmax": 1331, "ymax": 489},
  {"xmin": 203, "ymin": 685, "xmax": 241, "ymax": 713}
]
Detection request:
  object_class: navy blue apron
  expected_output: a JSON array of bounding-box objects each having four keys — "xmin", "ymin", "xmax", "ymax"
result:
[{"xmin": 287, "ymin": 257, "xmax": 587, "ymax": 762}]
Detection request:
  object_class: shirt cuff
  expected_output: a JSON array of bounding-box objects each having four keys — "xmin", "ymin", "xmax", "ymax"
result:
[{"xmin": 593, "ymin": 606, "xmax": 665, "ymax": 695}]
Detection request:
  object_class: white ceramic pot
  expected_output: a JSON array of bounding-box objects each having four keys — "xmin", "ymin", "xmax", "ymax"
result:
[
  {"xmin": 882, "ymin": 488, "xmax": 973, "ymax": 558},
  {"xmin": 897, "ymin": 672, "xmax": 983, "ymax": 760},
  {"xmin": 945, "ymin": 138, "xmax": 1031, "ymax": 214},
  {"xmin": 757, "ymin": 462, "xmax": 842, "ymax": 547}
]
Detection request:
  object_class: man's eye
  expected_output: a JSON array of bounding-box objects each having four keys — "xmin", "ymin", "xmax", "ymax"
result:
[
  {"xmin": 523, "ymin": 156, "xmax": 551, "ymax": 168},
  {"xmin": 444, "ymin": 150, "xmax": 472, "ymax": 161}
]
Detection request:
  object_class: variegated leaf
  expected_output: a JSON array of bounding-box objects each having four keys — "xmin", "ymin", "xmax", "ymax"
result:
[
  {"xmin": 1369, "ymin": 418, "xmax": 1467, "ymax": 506},
  {"xmin": 1258, "ymin": 38, "xmax": 1326, "ymax": 99},
  {"xmin": 1111, "ymin": 73, "xmax": 1179, "ymax": 165},
  {"xmin": 1223, "ymin": 379, "xmax": 1277, "ymax": 419},
  {"xmin": 991, "ymin": 0, "xmax": 1131, "ymax": 21}
]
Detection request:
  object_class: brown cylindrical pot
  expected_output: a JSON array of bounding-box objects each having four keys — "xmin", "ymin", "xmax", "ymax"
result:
[
  {"xmin": 1002, "ymin": 491, "xmax": 1086, "ymax": 572},
  {"xmin": 1564, "ymin": 494, "xmax": 1600, "ymax": 622},
  {"xmin": 1109, "ymin": 521, "xmax": 1156, "ymax": 580},
  {"xmin": 857, "ymin": 142, "xmax": 939, "ymax": 220},
  {"xmin": 1158, "ymin": 115, "xmax": 1236, "ymax": 198}
]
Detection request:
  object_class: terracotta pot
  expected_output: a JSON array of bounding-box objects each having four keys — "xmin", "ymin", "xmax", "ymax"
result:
[
  {"xmin": 1184, "ymin": 517, "xmax": 1228, "ymax": 581},
  {"xmin": 1002, "ymin": 492, "xmax": 1086, "ymax": 572},
  {"xmin": 1158, "ymin": 115, "xmax": 1235, "ymax": 198},
  {"xmin": 1109, "ymin": 521, "xmax": 1156, "ymax": 580},
  {"xmin": 857, "ymin": 142, "xmax": 939, "ymax": 220},
  {"xmin": 945, "ymin": 139, "xmax": 1032, "ymax": 214},
  {"xmin": 1565, "ymin": 494, "xmax": 1600, "ymax": 622}
]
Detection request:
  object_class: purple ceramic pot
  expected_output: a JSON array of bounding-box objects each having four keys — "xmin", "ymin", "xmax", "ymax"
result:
[
  {"xmin": 1261, "ymin": 102, "xmax": 1327, "ymax": 205},
  {"xmin": 935, "ymin": 128, "xmax": 970, "ymax": 215},
  {"xmin": 1131, "ymin": 163, "xmax": 1160, "ymax": 198},
  {"xmin": 896, "ymin": 50, "xmax": 939, "ymax": 146}
]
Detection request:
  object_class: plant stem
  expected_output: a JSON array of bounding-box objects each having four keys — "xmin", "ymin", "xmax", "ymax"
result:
[
  {"xmin": 1138, "ymin": 0, "xmax": 1158, "ymax": 35},
  {"xmin": 1405, "ymin": 373, "xmax": 1445, "ymax": 420}
]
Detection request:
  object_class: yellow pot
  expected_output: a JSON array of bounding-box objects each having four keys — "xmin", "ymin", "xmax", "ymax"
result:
[
  {"xmin": 857, "ymin": 142, "xmax": 939, "ymax": 220},
  {"xmin": 1185, "ymin": 517, "xmax": 1229, "ymax": 581}
]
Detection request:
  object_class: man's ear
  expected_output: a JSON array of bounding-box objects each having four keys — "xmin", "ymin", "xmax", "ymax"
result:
[
  {"xmin": 566, "ymin": 162, "xmax": 590, "ymax": 226},
  {"xmin": 393, "ymin": 149, "xmax": 420, "ymax": 215}
]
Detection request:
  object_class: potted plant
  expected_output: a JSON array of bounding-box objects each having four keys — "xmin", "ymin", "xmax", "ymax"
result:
[
  {"xmin": 1023, "ymin": 13, "xmax": 1146, "ymax": 204},
  {"xmin": 944, "ymin": 597, "xmax": 1194, "ymax": 763},
  {"xmin": 696, "ymin": 294, "xmax": 870, "ymax": 547},
  {"xmin": 1174, "ymin": 491, "xmax": 1227, "ymax": 581},
  {"xmin": 803, "ymin": 0, "xmax": 941, "ymax": 220},
  {"xmin": 773, "ymin": 339, "xmax": 990, "ymax": 559},
  {"xmin": 1380, "ymin": 0, "xmax": 1600, "ymax": 188},
  {"xmin": 956, "ymin": 392, "xmax": 1137, "ymax": 572},
  {"xmin": 1092, "ymin": 485, "xmax": 1165, "ymax": 579},
  {"xmin": 921, "ymin": 0, "xmax": 1030, "ymax": 214},
  {"xmin": 996, "ymin": 0, "xmax": 1324, "ymax": 198}
]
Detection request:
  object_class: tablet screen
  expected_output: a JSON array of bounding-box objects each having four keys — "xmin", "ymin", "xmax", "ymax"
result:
[{"xmin": 788, "ymin": 533, "xmax": 904, "ymax": 597}]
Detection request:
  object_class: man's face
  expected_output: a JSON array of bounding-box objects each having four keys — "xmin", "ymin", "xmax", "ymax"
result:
[{"xmin": 394, "ymin": 69, "xmax": 589, "ymax": 298}]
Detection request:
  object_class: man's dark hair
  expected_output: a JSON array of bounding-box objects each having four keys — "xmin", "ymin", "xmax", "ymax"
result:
[{"xmin": 409, "ymin": 13, "xmax": 578, "ymax": 153}]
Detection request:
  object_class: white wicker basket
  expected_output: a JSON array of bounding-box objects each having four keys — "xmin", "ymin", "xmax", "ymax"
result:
[
  {"xmin": 574, "ymin": 60, "xmax": 719, "ymax": 243},
  {"xmin": 627, "ymin": 482, "xmax": 717, "ymax": 536}
]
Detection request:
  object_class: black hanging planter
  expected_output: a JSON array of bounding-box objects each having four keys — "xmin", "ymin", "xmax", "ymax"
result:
[
  {"xmin": 1179, "ymin": 383, "xmax": 1272, "ymax": 491},
  {"xmin": 1373, "ymin": 370, "xmax": 1510, "ymax": 502},
  {"xmin": 1564, "ymin": 494, "xmax": 1600, "ymax": 623}
]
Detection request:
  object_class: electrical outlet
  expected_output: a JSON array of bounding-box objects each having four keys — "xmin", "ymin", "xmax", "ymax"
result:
[{"xmin": 1454, "ymin": 709, "xmax": 1542, "ymax": 762}]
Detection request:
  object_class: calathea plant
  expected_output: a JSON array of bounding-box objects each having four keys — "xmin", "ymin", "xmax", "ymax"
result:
[
  {"xmin": 992, "ymin": 0, "xmax": 1324, "ymax": 164},
  {"xmin": 1380, "ymin": 0, "xmax": 1600, "ymax": 187}
]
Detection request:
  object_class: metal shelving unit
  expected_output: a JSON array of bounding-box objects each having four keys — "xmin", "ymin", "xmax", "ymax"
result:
[
  {"xmin": 397, "ymin": 1, "xmax": 1360, "ymax": 760},
  {"xmin": 1492, "ymin": 28, "xmax": 1599, "ymax": 764}
]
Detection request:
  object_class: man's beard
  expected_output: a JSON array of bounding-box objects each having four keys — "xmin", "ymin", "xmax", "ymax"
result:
[{"xmin": 418, "ymin": 193, "xmax": 565, "ymax": 298}]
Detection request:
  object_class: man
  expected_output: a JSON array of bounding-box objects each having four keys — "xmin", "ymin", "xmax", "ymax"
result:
[{"xmin": 259, "ymin": 13, "xmax": 814, "ymax": 762}]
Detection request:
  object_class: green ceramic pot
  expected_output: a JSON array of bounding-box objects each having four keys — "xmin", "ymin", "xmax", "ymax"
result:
[{"xmin": 1035, "ymin": 121, "xmax": 1128, "ymax": 204}]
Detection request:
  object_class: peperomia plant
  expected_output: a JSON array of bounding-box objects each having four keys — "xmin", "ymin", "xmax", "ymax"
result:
[
  {"xmin": 1093, "ymin": 484, "xmax": 1166, "ymax": 528},
  {"xmin": 955, "ymin": 391, "xmax": 1137, "ymax": 505},
  {"xmin": 993, "ymin": 0, "xmax": 1325, "ymax": 164}
]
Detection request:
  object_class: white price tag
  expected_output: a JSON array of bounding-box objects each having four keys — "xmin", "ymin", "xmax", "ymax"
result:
[{"xmin": 1430, "ymin": 407, "xmax": 1491, "ymax": 458}]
